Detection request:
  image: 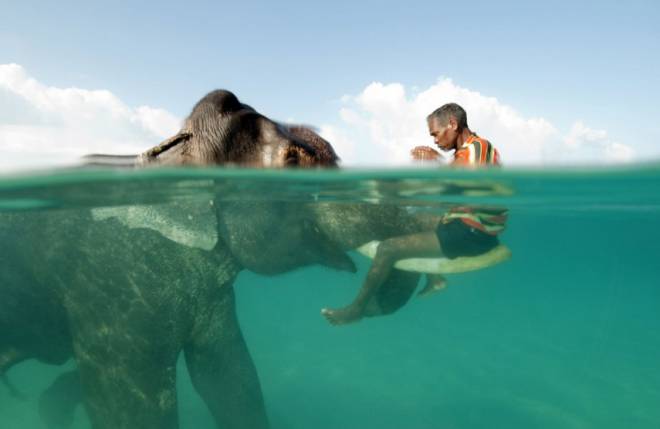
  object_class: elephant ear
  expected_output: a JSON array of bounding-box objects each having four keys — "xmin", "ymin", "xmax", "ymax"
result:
[
  {"xmin": 285, "ymin": 126, "xmax": 339, "ymax": 167},
  {"xmin": 363, "ymin": 269, "xmax": 421, "ymax": 317}
]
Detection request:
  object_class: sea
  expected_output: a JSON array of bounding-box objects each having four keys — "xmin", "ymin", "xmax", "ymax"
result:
[{"xmin": 0, "ymin": 164, "xmax": 659, "ymax": 429}]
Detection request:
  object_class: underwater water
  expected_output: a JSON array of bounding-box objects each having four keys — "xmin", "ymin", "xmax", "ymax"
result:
[{"xmin": 0, "ymin": 165, "xmax": 659, "ymax": 429}]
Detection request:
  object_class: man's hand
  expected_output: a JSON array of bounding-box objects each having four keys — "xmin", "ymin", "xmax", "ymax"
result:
[{"xmin": 411, "ymin": 146, "xmax": 441, "ymax": 161}]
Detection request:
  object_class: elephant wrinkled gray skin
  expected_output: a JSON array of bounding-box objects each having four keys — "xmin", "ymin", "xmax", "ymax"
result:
[
  {"xmin": 2, "ymin": 208, "xmax": 265, "ymax": 429},
  {"xmin": 136, "ymin": 89, "xmax": 339, "ymax": 168},
  {"xmin": 0, "ymin": 89, "xmax": 428, "ymax": 429}
]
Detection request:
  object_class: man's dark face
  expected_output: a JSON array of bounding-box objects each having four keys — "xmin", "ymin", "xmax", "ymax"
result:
[{"xmin": 427, "ymin": 117, "xmax": 458, "ymax": 151}]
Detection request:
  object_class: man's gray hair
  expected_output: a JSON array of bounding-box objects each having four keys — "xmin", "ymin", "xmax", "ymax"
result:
[{"xmin": 427, "ymin": 103, "xmax": 468, "ymax": 129}]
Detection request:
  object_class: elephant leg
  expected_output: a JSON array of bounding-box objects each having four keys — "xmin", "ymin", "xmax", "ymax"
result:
[
  {"xmin": 184, "ymin": 286, "xmax": 269, "ymax": 429},
  {"xmin": 71, "ymin": 335, "xmax": 179, "ymax": 429},
  {"xmin": 65, "ymin": 294, "xmax": 181, "ymax": 429}
]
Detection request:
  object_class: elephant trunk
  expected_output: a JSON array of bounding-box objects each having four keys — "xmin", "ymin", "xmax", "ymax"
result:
[{"xmin": 81, "ymin": 154, "xmax": 140, "ymax": 168}]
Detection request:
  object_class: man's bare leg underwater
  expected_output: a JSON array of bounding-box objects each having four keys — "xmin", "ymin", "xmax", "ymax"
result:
[{"xmin": 321, "ymin": 230, "xmax": 444, "ymax": 325}]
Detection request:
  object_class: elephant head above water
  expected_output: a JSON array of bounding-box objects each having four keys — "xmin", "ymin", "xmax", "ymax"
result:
[{"xmin": 137, "ymin": 89, "xmax": 339, "ymax": 168}]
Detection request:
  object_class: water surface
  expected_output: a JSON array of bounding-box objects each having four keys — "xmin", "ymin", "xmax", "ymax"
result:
[{"xmin": 1, "ymin": 165, "xmax": 659, "ymax": 429}]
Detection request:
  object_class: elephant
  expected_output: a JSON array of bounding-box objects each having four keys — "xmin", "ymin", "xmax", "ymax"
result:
[
  {"xmin": 1, "ymin": 202, "xmax": 428, "ymax": 429},
  {"xmin": 0, "ymin": 89, "xmax": 432, "ymax": 429}
]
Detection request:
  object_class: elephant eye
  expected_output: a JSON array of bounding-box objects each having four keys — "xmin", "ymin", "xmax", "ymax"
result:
[{"xmin": 285, "ymin": 149, "xmax": 299, "ymax": 166}]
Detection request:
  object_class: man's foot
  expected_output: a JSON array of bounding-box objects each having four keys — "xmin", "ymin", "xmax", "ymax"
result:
[
  {"xmin": 321, "ymin": 305, "xmax": 364, "ymax": 325},
  {"xmin": 417, "ymin": 274, "xmax": 448, "ymax": 298}
]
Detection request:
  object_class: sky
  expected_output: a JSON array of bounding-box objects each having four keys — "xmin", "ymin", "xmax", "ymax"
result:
[{"xmin": 1, "ymin": 0, "xmax": 659, "ymax": 170}]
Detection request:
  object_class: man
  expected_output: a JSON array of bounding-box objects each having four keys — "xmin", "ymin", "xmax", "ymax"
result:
[
  {"xmin": 411, "ymin": 102, "xmax": 500, "ymax": 166},
  {"xmin": 322, "ymin": 103, "xmax": 506, "ymax": 325}
]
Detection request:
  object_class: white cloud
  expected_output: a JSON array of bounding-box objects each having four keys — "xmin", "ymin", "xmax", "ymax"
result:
[
  {"xmin": 0, "ymin": 63, "xmax": 180, "ymax": 171},
  {"xmin": 320, "ymin": 78, "xmax": 634, "ymax": 166},
  {"xmin": 558, "ymin": 121, "xmax": 634, "ymax": 164}
]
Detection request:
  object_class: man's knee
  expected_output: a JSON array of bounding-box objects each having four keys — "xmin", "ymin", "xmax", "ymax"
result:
[{"xmin": 375, "ymin": 239, "xmax": 400, "ymax": 263}]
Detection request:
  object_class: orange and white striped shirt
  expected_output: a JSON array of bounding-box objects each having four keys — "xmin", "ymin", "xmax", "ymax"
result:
[
  {"xmin": 452, "ymin": 134, "xmax": 500, "ymax": 166},
  {"xmin": 445, "ymin": 133, "xmax": 507, "ymax": 235},
  {"xmin": 443, "ymin": 206, "xmax": 508, "ymax": 235}
]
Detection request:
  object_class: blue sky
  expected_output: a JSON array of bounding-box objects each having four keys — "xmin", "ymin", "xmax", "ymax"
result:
[{"xmin": 1, "ymin": 0, "xmax": 659, "ymax": 168}]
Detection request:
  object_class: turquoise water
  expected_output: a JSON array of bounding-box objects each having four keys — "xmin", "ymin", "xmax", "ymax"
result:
[{"xmin": 1, "ymin": 165, "xmax": 659, "ymax": 429}]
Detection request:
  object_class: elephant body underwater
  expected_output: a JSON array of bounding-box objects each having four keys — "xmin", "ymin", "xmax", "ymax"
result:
[
  {"xmin": 1, "ymin": 90, "xmax": 432, "ymax": 429},
  {"xmin": 1, "ymin": 201, "xmax": 428, "ymax": 429},
  {"xmin": 2, "ymin": 208, "xmax": 266, "ymax": 429}
]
